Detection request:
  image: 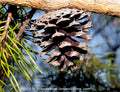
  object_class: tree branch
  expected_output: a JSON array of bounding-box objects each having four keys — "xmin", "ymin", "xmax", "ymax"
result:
[
  {"xmin": 0, "ymin": 0, "xmax": 120, "ymax": 17},
  {"xmin": 15, "ymin": 9, "xmax": 36, "ymax": 41},
  {"xmin": 1, "ymin": 6, "xmax": 13, "ymax": 46}
]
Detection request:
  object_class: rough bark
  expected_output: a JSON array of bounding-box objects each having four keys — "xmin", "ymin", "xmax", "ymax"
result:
[{"xmin": 0, "ymin": 0, "xmax": 120, "ymax": 17}]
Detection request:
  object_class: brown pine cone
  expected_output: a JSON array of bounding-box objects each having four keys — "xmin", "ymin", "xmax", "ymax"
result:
[{"xmin": 30, "ymin": 8, "xmax": 92, "ymax": 73}]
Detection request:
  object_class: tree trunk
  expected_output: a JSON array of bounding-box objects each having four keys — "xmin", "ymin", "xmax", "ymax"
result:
[{"xmin": 0, "ymin": 0, "xmax": 120, "ymax": 17}]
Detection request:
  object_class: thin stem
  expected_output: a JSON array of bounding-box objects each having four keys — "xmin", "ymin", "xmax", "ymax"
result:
[
  {"xmin": 1, "ymin": 12, "xmax": 12, "ymax": 44},
  {"xmin": 15, "ymin": 9, "xmax": 36, "ymax": 41}
]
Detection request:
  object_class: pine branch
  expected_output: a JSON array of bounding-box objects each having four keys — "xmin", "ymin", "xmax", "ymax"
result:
[
  {"xmin": 15, "ymin": 9, "xmax": 36, "ymax": 41},
  {"xmin": 2, "ymin": 11, "xmax": 12, "ymax": 43},
  {"xmin": 0, "ymin": 0, "xmax": 120, "ymax": 17}
]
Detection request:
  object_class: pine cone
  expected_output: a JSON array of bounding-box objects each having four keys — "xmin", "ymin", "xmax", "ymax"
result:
[{"xmin": 30, "ymin": 8, "xmax": 92, "ymax": 73}]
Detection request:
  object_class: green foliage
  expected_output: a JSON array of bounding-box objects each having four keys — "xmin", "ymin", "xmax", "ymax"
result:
[
  {"xmin": 0, "ymin": 23, "xmax": 43, "ymax": 92},
  {"xmin": 0, "ymin": 5, "xmax": 42, "ymax": 92}
]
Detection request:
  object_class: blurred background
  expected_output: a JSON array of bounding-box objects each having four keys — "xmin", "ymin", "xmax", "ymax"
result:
[{"xmin": 20, "ymin": 10, "xmax": 120, "ymax": 92}]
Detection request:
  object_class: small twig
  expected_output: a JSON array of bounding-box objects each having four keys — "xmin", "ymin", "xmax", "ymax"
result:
[
  {"xmin": 0, "ymin": 69, "xmax": 3, "ymax": 77},
  {"xmin": 15, "ymin": 9, "xmax": 36, "ymax": 41},
  {"xmin": 0, "ymin": 72, "xmax": 6, "ymax": 87},
  {"xmin": 1, "ymin": 12, "xmax": 12, "ymax": 42}
]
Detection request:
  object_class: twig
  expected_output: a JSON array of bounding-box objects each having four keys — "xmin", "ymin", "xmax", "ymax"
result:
[
  {"xmin": 1, "ymin": 12, "xmax": 12, "ymax": 43},
  {"xmin": 15, "ymin": 9, "xmax": 36, "ymax": 41},
  {"xmin": 1, "ymin": 72, "xmax": 6, "ymax": 87}
]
